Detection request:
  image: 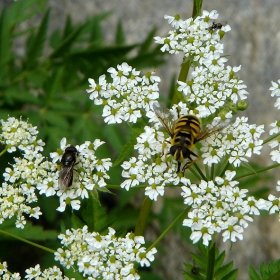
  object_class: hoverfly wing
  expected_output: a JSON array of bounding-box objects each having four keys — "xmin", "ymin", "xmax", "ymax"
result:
[
  {"xmin": 195, "ymin": 119, "xmax": 230, "ymax": 142},
  {"xmin": 152, "ymin": 102, "xmax": 175, "ymax": 137},
  {"xmin": 58, "ymin": 161, "xmax": 75, "ymax": 191}
]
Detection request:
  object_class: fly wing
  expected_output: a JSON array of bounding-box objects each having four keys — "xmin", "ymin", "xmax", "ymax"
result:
[
  {"xmin": 58, "ymin": 162, "xmax": 75, "ymax": 191},
  {"xmin": 152, "ymin": 102, "xmax": 175, "ymax": 137},
  {"xmin": 195, "ymin": 120, "xmax": 230, "ymax": 142}
]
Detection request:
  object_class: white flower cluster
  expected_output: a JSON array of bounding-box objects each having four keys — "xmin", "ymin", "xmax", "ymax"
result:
[
  {"xmin": 54, "ymin": 226, "xmax": 157, "ymax": 280},
  {"xmin": 154, "ymin": 11, "xmax": 231, "ymax": 58},
  {"xmin": 201, "ymin": 116, "xmax": 264, "ymax": 167},
  {"xmin": 0, "ymin": 262, "xmax": 71, "ymax": 280},
  {"xmin": 155, "ymin": 11, "xmax": 248, "ymax": 118},
  {"xmin": 0, "ymin": 118, "xmax": 47, "ymax": 228},
  {"xmin": 268, "ymin": 79, "xmax": 280, "ymax": 163},
  {"xmin": 87, "ymin": 62, "xmax": 160, "ymax": 124},
  {"xmin": 181, "ymin": 170, "xmax": 270, "ymax": 245},
  {"xmin": 0, "ymin": 116, "xmax": 112, "ymax": 227},
  {"xmin": 0, "ymin": 117, "xmax": 44, "ymax": 153},
  {"xmin": 39, "ymin": 137, "xmax": 112, "ymax": 212},
  {"xmin": 121, "ymin": 126, "xmax": 191, "ymax": 200}
]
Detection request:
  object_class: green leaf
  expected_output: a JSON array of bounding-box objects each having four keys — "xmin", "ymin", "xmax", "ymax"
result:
[
  {"xmin": 62, "ymin": 15, "xmax": 74, "ymax": 40},
  {"xmin": 113, "ymin": 129, "xmax": 141, "ymax": 166},
  {"xmin": 44, "ymin": 111, "xmax": 70, "ymax": 129},
  {"xmin": 25, "ymin": 8, "xmax": 50, "ymax": 66},
  {"xmin": 214, "ymin": 250, "xmax": 226, "ymax": 272},
  {"xmin": 97, "ymin": 186, "xmax": 115, "ymax": 195},
  {"xmin": 220, "ymin": 269, "xmax": 238, "ymax": 280},
  {"xmin": 249, "ymin": 266, "xmax": 261, "ymax": 280},
  {"xmin": 8, "ymin": 0, "xmax": 46, "ymax": 28},
  {"xmin": 215, "ymin": 261, "xmax": 234, "ymax": 279},
  {"xmin": 71, "ymin": 212, "xmax": 85, "ymax": 229},
  {"xmin": 115, "ymin": 20, "xmax": 125, "ymax": 45},
  {"xmin": 49, "ymin": 24, "xmax": 86, "ymax": 59},
  {"xmin": 191, "ymin": 252, "xmax": 206, "ymax": 268},
  {"xmin": 88, "ymin": 11, "xmax": 111, "ymax": 44},
  {"xmin": 198, "ymin": 241, "xmax": 208, "ymax": 259},
  {"xmin": 0, "ymin": 7, "xmax": 12, "ymax": 71},
  {"xmin": 82, "ymin": 193, "xmax": 108, "ymax": 232},
  {"xmin": 138, "ymin": 27, "xmax": 157, "ymax": 54},
  {"xmin": 259, "ymin": 260, "xmax": 280, "ymax": 279}
]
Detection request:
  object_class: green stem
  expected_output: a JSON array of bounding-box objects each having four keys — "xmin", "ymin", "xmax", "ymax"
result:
[
  {"xmin": 210, "ymin": 163, "xmax": 215, "ymax": 180},
  {"xmin": 235, "ymin": 163, "xmax": 280, "ymax": 180},
  {"xmin": 262, "ymin": 131, "xmax": 280, "ymax": 145},
  {"xmin": 219, "ymin": 158, "xmax": 230, "ymax": 177},
  {"xmin": 192, "ymin": 0, "xmax": 203, "ymax": 18},
  {"xmin": 0, "ymin": 145, "xmax": 8, "ymax": 156},
  {"xmin": 134, "ymin": 196, "xmax": 153, "ymax": 236},
  {"xmin": 189, "ymin": 166, "xmax": 202, "ymax": 180},
  {"xmin": 147, "ymin": 206, "xmax": 190, "ymax": 251},
  {"xmin": 171, "ymin": 58, "xmax": 192, "ymax": 105},
  {"xmin": 205, "ymin": 163, "xmax": 209, "ymax": 179},
  {"xmin": 0, "ymin": 230, "xmax": 55, "ymax": 254},
  {"xmin": 193, "ymin": 162, "xmax": 207, "ymax": 181},
  {"xmin": 206, "ymin": 242, "xmax": 216, "ymax": 280}
]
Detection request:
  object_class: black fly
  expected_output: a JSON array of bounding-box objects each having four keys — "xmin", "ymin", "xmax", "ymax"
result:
[{"xmin": 58, "ymin": 146, "xmax": 78, "ymax": 190}]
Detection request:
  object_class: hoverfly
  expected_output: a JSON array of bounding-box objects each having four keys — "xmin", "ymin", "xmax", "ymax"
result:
[
  {"xmin": 153, "ymin": 102, "xmax": 228, "ymax": 173},
  {"xmin": 58, "ymin": 146, "xmax": 78, "ymax": 190}
]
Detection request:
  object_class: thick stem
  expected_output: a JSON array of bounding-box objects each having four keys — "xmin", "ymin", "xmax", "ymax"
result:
[
  {"xmin": 171, "ymin": 58, "xmax": 191, "ymax": 105},
  {"xmin": 192, "ymin": 0, "xmax": 203, "ymax": 18},
  {"xmin": 206, "ymin": 242, "xmax": 216, "ymax": 280},
  {"xmin": 134, "ymin": 196, "xmax": 153, "ymax": 236}
]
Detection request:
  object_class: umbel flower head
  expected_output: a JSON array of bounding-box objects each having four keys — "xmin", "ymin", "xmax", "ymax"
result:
[
  {"xmin": 41, "ymin": 137, "xmax": 112, "ymax": 212},
  {"xmin": 54, "ymin": 226, "xmax": 157, "ymax": 279},
  {"xmin": 87, "ymin": 62, "xmax": 160, "ymax": 124},
  {"xmin": 181, "ymin": 170, "xmax": 268, "ymax": 245},
  {"xmin": 0, "ymin": 261, "xmax": 71, "ymax": 279},
  {"xmin": 0, "ymin": 117, "xmax": 46, "ymax": 228},
  {"xmin": 0, "ymin": 117, "xmax": 113, "ymax": 228}
]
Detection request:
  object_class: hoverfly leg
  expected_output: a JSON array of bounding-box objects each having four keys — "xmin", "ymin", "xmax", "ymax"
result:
[
  {"xmin": 162, "ymin": 139, "xmax": 171, "ymax": 157},
  {"xmin": 182, "ymin": 151, "xmax": 200, "ymax": 174},
  {"xmin": 163, "ymin": 151, "xmax": 170, "ymax": 173},
  {"xmin": 182, "ymin": 160, "xmax": 194, "ymax": 174}
]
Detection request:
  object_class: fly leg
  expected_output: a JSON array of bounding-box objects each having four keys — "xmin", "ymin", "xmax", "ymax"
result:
[
  {"xmin": 161, "ymin": 140, "xmax": 171, "ymax": 173},
  {"xmin": 182, "ymin": 151, "xmax": 200, "ymax": 174}
]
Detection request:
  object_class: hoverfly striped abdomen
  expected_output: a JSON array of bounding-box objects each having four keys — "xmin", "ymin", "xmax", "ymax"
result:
[{"xmin": 172, "ymin": 115, "xmax": 201, "ymax": 150}]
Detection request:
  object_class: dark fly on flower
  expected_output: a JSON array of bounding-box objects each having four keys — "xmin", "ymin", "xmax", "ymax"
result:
[
  {"xmin": 208, "ymin": 21, "xmax": 227, "ymax": 31},
  {"xmin": 153, "ymin": 102, "xmax": 229, "ymax": 174},
  {"xmin": 59, "ymin": 146, "xmax": 78, "ymax": 190}
]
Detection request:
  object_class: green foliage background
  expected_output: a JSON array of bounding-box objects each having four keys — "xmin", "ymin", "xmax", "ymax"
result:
[{"xmin": 0, "ymin": 0, "xmax": 166, "ymax": 277}]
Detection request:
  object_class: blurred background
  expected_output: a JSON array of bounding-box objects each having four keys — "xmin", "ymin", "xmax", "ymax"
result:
[{"xmin": 1, "ymin": 0, "xmax": 280, "ymax": 279}]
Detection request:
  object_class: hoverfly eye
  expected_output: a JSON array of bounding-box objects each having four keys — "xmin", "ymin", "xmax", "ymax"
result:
[
  {"xmin": 181, "ymin": 147, "xmax": 190, "ymax": 158},
  {"xmin": 170, "ymin": 146, "xmax": 178, "ymax": 156}
]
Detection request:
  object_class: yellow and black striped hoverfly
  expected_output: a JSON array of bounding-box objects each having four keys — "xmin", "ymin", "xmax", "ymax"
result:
[{"xmin": 153, "ymin": 102, "xmax": 228, "ymax": 174}]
